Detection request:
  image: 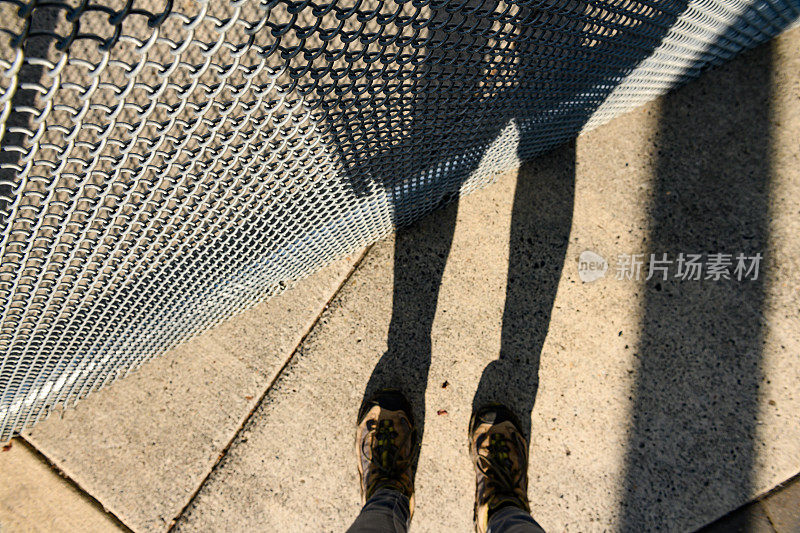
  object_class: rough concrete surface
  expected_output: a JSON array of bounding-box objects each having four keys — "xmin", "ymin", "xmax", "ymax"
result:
[
  {"xmin": 20, "ymin": 255, "xmax": 361, "ymax": 532},
  {"xmin": 172, "ymin": 32, "xmax": 800, "ymax": 532},
  {"xmin": 0, "ymin": 438, "xmax": 123, "ymax": 532}
]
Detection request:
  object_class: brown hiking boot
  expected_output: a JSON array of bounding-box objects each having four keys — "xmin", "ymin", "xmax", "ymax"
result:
[
  {"xmin": 469, "ymin": 405, "xmax": 531, "ymax": 533},
  {"xmin": 356, "ymin": 390, "xmax": 419, "ymax": 514}
]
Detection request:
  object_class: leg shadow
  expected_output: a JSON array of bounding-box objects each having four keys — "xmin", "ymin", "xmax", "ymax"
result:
[
  {"xmin": 618, "ymin": 40, "xmax": 775, "ymax": 530},
  {"xmin": 472, "ymin": 141, "xmax": 576, "ymax": 439},
  {"xmin": 359, "ymin": 196, "xmax": 460, "ymax": 459}
]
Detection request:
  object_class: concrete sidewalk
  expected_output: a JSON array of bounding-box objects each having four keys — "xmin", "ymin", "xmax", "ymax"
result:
[{"xmin": 2, "ymin": 28, "xmax": 800, "ymax": 533}]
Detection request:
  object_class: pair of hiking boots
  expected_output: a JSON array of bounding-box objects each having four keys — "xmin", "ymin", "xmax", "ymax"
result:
[{"xmin": 356, "ymin": 390, "xmax": 531, "ymax": 533}]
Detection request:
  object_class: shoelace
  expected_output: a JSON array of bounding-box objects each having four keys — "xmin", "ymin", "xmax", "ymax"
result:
[
  {"xmin": 477, "ymin": 432, "xmax": 527, "ymax": 509},
  {"xmin": 361, "ymin": 418, "xmax": 415, "ymax": 494}
]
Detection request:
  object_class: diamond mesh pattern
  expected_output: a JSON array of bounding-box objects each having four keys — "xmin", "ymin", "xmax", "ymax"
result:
[{"xmin": 0, "ymin": 0, "xmax": 797, "ymax": 440}]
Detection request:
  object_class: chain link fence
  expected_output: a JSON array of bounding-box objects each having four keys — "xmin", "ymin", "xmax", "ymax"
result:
[{"xmin": 0, "ymin": 0, "xmax": 797, "ymax": 440}]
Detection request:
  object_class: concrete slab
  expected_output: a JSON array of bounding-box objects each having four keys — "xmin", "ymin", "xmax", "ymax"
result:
[
  {"xmin": 0, "ymin": 438, "xmax": 124, "ymax": 532},
  {"xmin": 172, "ymin": 30, "xmax": 800, "ymax": 533},
  {"xmin": 762, "ymin": 476, "xmax": 800, "ymax": 533},
  {"xmin": 22, "ymin": 255, "xmax": 363, "ymax": 532}
]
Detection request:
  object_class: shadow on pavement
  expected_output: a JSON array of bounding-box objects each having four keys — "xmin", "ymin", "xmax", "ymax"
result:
[
  {"xmin": 347, "ymin": 2, "xmax": 795, "ymax": 530},
  {"xmin": 618, "ymin": 40, "xmax": 776, "ymax": 531},
  {"xmin": 471, "ymin": 145, "xmax": 575, "ymax": 440},
  {"xmin": 358, "ymin": 143, "xmax": 575, "ymax": 459},
  {"xmin": 352, "ymin": 0, "xmax": 690, "ymax": 495}
]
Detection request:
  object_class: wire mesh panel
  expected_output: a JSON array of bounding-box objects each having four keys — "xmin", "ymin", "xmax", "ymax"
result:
[{"xmin": 0, "ymin": 0, "xmax": 797, "ymax": 440}]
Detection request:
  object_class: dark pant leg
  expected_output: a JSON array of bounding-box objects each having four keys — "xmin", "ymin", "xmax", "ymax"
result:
[
  {"xmin": 346, "ymin": 488, "xmax": 411, "ymax": 533},
  {"xmin": 487, "ymin": 506, "xmax": 546, "ymax": 533}
]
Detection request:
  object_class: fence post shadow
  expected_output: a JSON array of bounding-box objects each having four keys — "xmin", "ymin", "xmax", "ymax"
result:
[{"xmin": 619, "ymin": 40, "xmax": 776, "ymax": 531}]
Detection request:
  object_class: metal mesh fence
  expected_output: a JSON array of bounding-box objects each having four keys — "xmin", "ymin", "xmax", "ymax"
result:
[{"xmin": 0, "ymin": 0, "xmax": 797, "ymax": 441}]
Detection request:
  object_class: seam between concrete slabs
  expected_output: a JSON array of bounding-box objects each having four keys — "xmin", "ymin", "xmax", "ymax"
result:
[
  {"xmin": 696, "ymin": 472, "xmax": 800, "ymax": 531},
  {"xmin": 16, "ymin": 248, "xmax": 368, "ymax": 532},
  {"xmin": 165, "ymin": 245, "xmax": 372, "ymax": 531},
  {"xmin": 16, "ymin": 435, "xmax": 134, "ymax": 532},
  {"xmin": 752, "ymin": 473, "xmax": 800, "ymax": 532},
  {"xmin": 762, "ymin": 501, "xmax": 780, "ymax": 533}
]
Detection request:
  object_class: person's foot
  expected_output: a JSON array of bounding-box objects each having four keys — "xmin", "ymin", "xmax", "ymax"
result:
[
  {"xmin": 469, "ymin": 404, "xmax": 531, "ymax": 533},
  {"xmin": 356, "ymin": 389, "xmax": 419, "ymax": 513}
]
